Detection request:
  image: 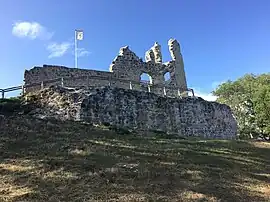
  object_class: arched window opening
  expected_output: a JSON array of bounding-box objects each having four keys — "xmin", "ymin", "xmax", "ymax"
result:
[
  {"xmin": 164, "ymin": 72, "xmax": 171, "ymax": 82},
  {"xmin": 140, "ymin": 73, "xmax": 152, "ymax": 84}
]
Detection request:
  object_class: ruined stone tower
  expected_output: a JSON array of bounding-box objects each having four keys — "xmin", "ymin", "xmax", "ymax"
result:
[{"xmin": 168, "ymin": 39, "xmax": 188, "ymax": 92}]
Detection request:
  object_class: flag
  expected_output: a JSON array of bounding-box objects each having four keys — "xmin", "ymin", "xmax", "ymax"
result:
[{"xmin": 76, "ymin": 30, "xmax": 83, "ymax": 40}]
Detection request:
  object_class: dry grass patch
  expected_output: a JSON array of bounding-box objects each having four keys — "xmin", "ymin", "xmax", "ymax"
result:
[{"xmin": 0, "ymin": 116, "xmax": 269, "ymax": 201}]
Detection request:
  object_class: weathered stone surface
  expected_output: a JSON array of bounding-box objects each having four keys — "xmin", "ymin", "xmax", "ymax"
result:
[
  {"xmin": 31, "ymin": 86, "xmax": 237, "ymax": 139},
  {"xmin": 24, "ymin": 38, "xmax": 188, "ymax": 97},
  {"xmin": 168, "ymin": 39, "xmax": 187, "ymax": 92},
  {"xmin": 145, "ymin": 49, "xmax": 155, "ymax": 63},
  {"xmin": 145, "ymin": 42, "xmax": 162, "ymax": 63}
]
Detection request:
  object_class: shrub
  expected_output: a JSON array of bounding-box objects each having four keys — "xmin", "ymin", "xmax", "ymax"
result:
[{"xmin": 0, "ymin": 97, "xmax": 22, "ymax": 114}]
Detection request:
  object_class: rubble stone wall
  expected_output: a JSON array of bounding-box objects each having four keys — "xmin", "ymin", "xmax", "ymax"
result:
[{"xmin": 33, "ymin": 86, "xmax": 237, "ymax": 140}]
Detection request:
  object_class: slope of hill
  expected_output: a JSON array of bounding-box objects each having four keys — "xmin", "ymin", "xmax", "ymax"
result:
[{"xmin": 0, "ymin": 110, "xmax": 269, "ymax": 201}]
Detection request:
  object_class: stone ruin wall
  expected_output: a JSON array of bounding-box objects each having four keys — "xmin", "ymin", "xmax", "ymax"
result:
[
  {"xmin": 24, "ymin": 39, "xmax": 188, "ymax": 97},
  {"xmin": 33, "ymin": 86, "xmax": 237, "ymax": 139},
  {"xmin": 24, "ymin": 65, "xmax": 113, "ymax": 92}
]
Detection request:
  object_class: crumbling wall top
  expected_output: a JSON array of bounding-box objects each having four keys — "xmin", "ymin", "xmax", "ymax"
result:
[
  {"xmin": 145, "ymin": 42, "xmax": 162, "ymax": 63},
  {"xmin": 168, "ymin": 39, "xmax": 181, "ymax": 61},
  {"xmin": 110, "ymin": 38, "xmax": 187, "ymax": 90}
]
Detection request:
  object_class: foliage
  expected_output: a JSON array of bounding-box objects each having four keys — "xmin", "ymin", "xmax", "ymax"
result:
[
  {"xmin": 0, "ymin": 97, "xmax": 22, "ymax": 114},
  {"xmin": 213, "ymin": 73, "xmax": 270, "ymax": 140}
]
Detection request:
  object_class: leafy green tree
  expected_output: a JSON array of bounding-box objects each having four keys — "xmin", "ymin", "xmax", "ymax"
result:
[{"xmin": 213, "ymin": 73, "xmax": 270, "ymax": 140}]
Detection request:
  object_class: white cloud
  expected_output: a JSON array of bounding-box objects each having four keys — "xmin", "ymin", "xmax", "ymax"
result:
[
  {"xmin": 190, "ymin": 88, "xmax": 217, "ymax": 101},
  {"xmin": 189, "ymin": 80, "xmax": 228, "ymax": 101},
  {"xmin": 47, "ymin": 42, "xmax": 72, "ymax": 58},
  {"xmin": 12, "ymin": 21, "xmax": 53, "ymax": 40},
  {"xmin": 77, "ymin": 48, "xmax": 91, "ymax": 57},
  {"xmin": 194, "ymin": 91, "xmax": 217, "ymax": 101},
  {"xmin": 12, "ymin": 21, "xmax": 90, "ymax": 59},
  {"xmin": 46, "ymin": 42, "xmax": 90, "ymax": 59}
]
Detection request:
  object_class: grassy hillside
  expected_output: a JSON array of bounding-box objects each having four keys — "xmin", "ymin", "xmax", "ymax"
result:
[{"xmin": 0, "ymin": 115, "xmax": 269, "ymax": 202}]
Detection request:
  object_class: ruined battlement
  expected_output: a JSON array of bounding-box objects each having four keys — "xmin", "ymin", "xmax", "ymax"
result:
[{"xmin": 24, "ymin": 39, "xmax": 188, "ymax": 97}]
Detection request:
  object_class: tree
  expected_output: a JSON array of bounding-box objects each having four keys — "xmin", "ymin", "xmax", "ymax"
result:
[
  {"xmin": 253, "ymin": 84, "xmax": 270, "ymax": 140},
  {"xmin": 213, "ymin": 73, "xmax": 270, "ymax": 140}
]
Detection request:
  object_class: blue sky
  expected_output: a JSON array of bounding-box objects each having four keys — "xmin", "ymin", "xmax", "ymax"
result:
[{"xmin": 0, "ymin": 0, "xmax": 269, "ymax": 100}]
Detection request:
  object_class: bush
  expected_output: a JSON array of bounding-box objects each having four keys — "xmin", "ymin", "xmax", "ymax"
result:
[{"xmin": 0, "ymin": 97, "xmax": 22, "ymax": 114}]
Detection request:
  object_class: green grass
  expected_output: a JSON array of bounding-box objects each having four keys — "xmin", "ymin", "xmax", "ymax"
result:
[{"xmin": 0, "ymin": 115, "xmax": 269, "ymax": 201}]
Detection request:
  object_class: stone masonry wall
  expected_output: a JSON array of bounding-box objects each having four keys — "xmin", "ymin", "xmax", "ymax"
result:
[
  {"xmin": 24, "ymin": 65, "xmax": 113, "ymax": 84},
  {"xmin": 24, "ymin": 38, "xmax": 188, "ymax": 97},
  {"xmin": 32, "ymin": 86, "xmax": 237, "ymax": 139}
]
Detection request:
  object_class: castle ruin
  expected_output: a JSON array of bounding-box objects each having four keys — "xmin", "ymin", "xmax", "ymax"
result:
[
  {"xmin": 23, "ymin": 39, "xmax": 237, "ymax": 139},
  {"xmin": 24, "ymin": 39, "xmax": 188, "ymax": 97}
]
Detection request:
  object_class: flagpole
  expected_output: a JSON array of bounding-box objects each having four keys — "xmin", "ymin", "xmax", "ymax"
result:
[{"xmin": 75, "ymin": 30, "xmax": 78, "ymax": 68}]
